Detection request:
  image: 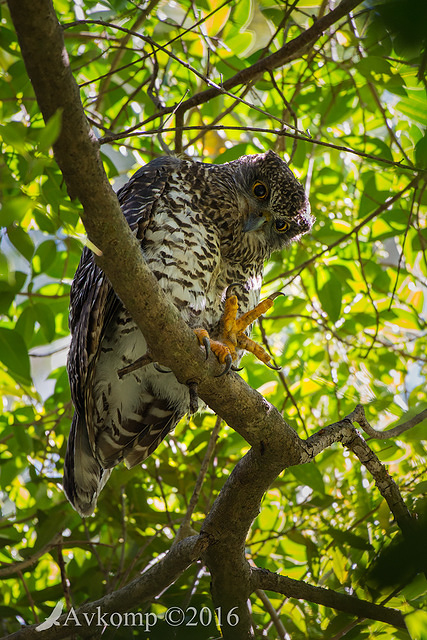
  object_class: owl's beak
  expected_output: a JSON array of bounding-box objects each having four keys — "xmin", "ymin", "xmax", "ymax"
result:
[{"xmin": 243, "ymin": 212, "xmax": 268, "ymax": 232}]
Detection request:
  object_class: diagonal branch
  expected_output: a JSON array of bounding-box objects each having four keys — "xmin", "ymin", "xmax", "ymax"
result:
[
  {"xmin": 7, "ymin": 0, "xmax": 302, "ymax": 459},
  {"xmin": 301, "ymin": 414, "xmax": 414, "ymax": 534},
  {"xmin": 3, "ymin": 535, "xmax": 208, "ymax": 640},
  {"xmin": 0, "ymin": 534, "xmax": 63, "ymax": 579},
  {"xmin": 349, "ymin": 403, "xmax": 427, "ymax": 440},
  {"xmin": 99, "ymin": 0, "xmax": 366, "ymax": 143},
  {"xmin": 251, "ymin": 568, "xmax": 406, "ymax": 629}
]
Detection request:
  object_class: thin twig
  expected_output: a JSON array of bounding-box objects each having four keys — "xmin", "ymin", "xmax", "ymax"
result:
[
  {"xmin": 0, "ymin": 533, "xmax": 63, "ymax": 578},
  {"xmin": 255, "ymin": 589, "xmax": 288, "ymax": 640},
  {"xmin": 176, "ymin": 415, "xmax": 222, "ymax": 538},
  {"xmin": 99, "ymin": 124, "xmax": 424, "ymax": 173},
  {"xmin": 18, "ymin": 571, "xmax": 39, "ymax": 625},
  {"xmin": 267, "ymin": 174, "xmax": 423, "ymax": 284},
  {"xmin": 94, "ymin": 0, "xmax": 161, "ymax": 111},
  {"xmin": 388, "ymin": 186, "xmax": 417, "ymax": 311},
  {"xmin": 57, "ymin": 540, "xmax": 72, "ymax": 612},
  {"xmin": 355, "ymin": 233, "xmax": 380, "ymax": 358},
  {"xmin": 349, "ymin": 403, "xmax": 427, "ymax": 440}
]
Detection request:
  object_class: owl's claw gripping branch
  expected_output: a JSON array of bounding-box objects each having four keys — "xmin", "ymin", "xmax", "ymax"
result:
[
  {"xmin": 217, "ymin": 353, "xmax": 233, "ymax": 378},
  {"xmin": 194, "ymin": 291, "xmax": 284, "ymax": 375},
  {"xmin": 201, "ymin": 335, "xmax": 211, "ymax": 360}
]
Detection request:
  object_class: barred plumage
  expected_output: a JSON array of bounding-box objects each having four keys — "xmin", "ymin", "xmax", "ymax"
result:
[{"xmin": 64, "ymin": 151, "xmax": 313, "ymax": 516}]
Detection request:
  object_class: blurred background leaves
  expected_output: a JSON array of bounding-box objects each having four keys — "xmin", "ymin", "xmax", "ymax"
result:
[{"xmin": 0, "ymin": 0, "xmax": 426, "ymax": 637}]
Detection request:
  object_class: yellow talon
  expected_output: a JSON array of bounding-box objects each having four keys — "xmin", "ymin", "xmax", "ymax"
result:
[{"xmin": 194, "ymin": 291, "xmax": 282, "ymax": 372}]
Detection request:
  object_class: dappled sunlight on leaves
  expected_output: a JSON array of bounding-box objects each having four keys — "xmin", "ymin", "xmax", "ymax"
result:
[{"xmin": 1, "ymin": 0, "xmax": 426, "ymax": 637}]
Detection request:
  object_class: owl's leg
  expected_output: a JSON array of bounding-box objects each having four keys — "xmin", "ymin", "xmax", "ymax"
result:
[{"xmin": 194, "ymin": 292, "xmax": 283, "ymax": 375}]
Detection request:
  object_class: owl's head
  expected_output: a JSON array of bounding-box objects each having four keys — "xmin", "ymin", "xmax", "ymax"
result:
[{"xmin": 230, "ymin": 150, "xmax": 313, "ymax": 253}]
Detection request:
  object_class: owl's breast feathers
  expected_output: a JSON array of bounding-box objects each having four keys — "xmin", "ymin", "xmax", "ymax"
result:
[{"xmin": 64, "ymin": 151, "xmax": 313, "ymax": 516}]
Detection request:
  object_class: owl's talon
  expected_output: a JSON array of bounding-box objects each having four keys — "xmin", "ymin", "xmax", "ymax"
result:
[
  {"xmin": 154, "ymin": 363, "xmax": 172, "ymax": 374},
  {"xmin": 225, "ymin": 282, "xmax": 243, "ymax": 299},
  {"xmin": 268, "ymin": 291, "xmax": 286, "ymax": 301},
  {"xmin": 194, "ymin": 290, "xmax": 283, "ymax": 374},
  {"xmin": 194, "ymin": 328, "xmax": 211, "ymax": 360},
  {"xmin": 215, "ymin": 353, "xmax": 233, "ymax": 377},
  {"xmin": 231, "ymin": 365, "xmax": 244, "ymax": 372},
  {"xmin": 202, "ymin": 336, "xmax": 210, "ymax": 360},
  {"xmin": 265, "ymin": 361, "xmax": 282, "ymax": 371}
]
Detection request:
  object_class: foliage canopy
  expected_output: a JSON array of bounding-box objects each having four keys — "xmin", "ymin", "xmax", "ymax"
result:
[{"xmin": 1, "ymin": 0, "xmax": 427, "ymax": 638}]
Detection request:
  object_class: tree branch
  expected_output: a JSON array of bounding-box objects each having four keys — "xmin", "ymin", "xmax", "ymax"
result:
[
  {"xmin": 97, "ymin": 122, "xmax": 426, "ymax": 172},
  {"xmin": 3, "ymin": 535, "xmax": 208, "ymax": 640},
  {"xmin": 350, "ymin": 403, "xmax": 427, "ymax": 440},
  {"xmin": 0, "ymin": 534, "xmax": 62, "ymax": 579},
  {"xmin": 99, "ymin": 0, "xmax": 366, "ymax": 143},
  {"xmin": 301, "ymin": 414, "xmax": 414, "ymax": 535},
  {"xmin": 251, "ymin": 568, "xmax": 406, "ymax": 630}
]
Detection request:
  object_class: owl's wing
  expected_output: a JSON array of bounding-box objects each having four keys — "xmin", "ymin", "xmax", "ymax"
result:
[
  {"xmin": 65, "ymin": 157, "xmax": 181, "ymax": 514},
  {"xmin": 67, "ymin": 156, "xmax": 180, "ymax": 421}
]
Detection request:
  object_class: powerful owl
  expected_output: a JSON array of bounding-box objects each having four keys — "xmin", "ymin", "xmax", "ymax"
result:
[{"xmin": 64, "ymin": 150, "xmax": 313, "ymax": 516}]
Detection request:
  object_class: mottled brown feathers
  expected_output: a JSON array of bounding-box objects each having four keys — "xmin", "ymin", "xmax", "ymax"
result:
[{"xmin": 64, "ymin": 150, "xmax": 313, "ymax": 516}]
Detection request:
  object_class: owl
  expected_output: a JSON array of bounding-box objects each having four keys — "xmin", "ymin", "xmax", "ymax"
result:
[{"xmin": 64, "ymin": 150, "xmax": 313, "ymax": 516}]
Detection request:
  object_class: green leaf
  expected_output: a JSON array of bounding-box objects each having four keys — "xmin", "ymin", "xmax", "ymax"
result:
[
  {"xmin": 7, "ymin": 225, "xmax": 35, "ymax": 262},
  {"xmin": 36, "ymin": 109, "xmax": 63, "ymax": 153},
  {"xmin": 318, "ymin": 275, "xmax": 342, "ymax": 323},
  {"xmin": 356, "ymin": 56, "xmax": 393, "ymax": 81},
  {"xmin": 15, "ymin": 306, "xmax": 36, "ymax": 344},
  {"xmin": 225, "ymin": 31, "xmax": 253, "ymax": 56},
  {"xmin": 326, "ymin": 528, "xmax": 372, "ymax": 550},
  {"xmin": 405, "ymin": 609, "xmax": 427, "ymax": 639},
  {"xmin": 32, "ymin": 240, "xmax": 57, "ymax": 274},
  {"xmin": 412, "ymin": 481, "xmax": 427, "ymax": 495},
  {"xmin": 396, "ymin": 95, "xmax": 427, "ymax": 126},
  {"xmin": 33, "ymin": 302, "xmax": 56, "ymax": 342},
  {"xmin": 0, "ymin": 271, "xmax": 27, "ymax": 314},
  {"xmin": 0, "ymin": 327, "xmax": 31, "ymax": 382},
  {"xmin": 0, "ymin": 252, "xmax": 9, "ymax": 279},
  {"xmin": 289, "ymin": 463, "xmax": 325, "ymax": 494},
  {"xmin": 0, "ymin": 196, "xmax": 33, "ymax": 226},
  {"xmin": 0, "ymin": 121, "xmax": 29, "ymax": 154},
  {"xmin": 415, "ymin": 133, "xmax": 427, "ymax": 169}
]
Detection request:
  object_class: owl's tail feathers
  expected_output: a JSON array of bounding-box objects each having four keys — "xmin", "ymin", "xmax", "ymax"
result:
[{"xmin": 63, "ymin": 413, "xmax": 111, "ymax": 517}]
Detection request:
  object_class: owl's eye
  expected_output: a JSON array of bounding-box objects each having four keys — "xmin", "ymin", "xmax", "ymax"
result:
[
  {"xmin": 275, "ymin": 219, "xmax": 289, "ymax": 232},
  {"xmin": 252, "ymin": 181, "xmax": 268, "ymax": 199}
]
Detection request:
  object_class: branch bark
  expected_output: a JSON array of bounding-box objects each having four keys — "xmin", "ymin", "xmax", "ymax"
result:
[
  {"xmin": 251, "ymin": 568, "xmax": 406, "ymax": 629},
  {"xmin": 350, "ymin": 403, "xmax": 427, "ymax": 440},
  {"xmin": 302, "ymin": 414, "xmax": 415, "ymax": 535}
]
